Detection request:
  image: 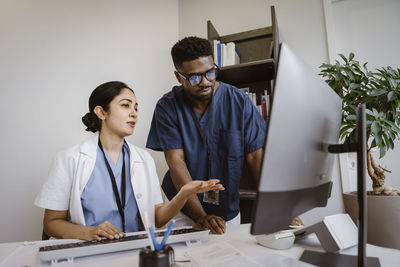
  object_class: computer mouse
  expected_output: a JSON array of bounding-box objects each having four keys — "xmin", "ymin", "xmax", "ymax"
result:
[{"xmin": 255, "ymin": 230, "xmax": 295, "ymax": 250}]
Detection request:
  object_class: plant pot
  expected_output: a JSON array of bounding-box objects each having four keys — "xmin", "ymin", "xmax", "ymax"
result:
[{"xmin": 342, "ymin": 192, "xmax": 400, "ymax": 250}]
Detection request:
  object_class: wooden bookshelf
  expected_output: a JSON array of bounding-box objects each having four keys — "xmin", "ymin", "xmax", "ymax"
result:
[
  {"xmin": 218, "ymin": 59, "xmax": 274, "ymax": 84},
  {"xmin": 218, "ymin": 59, "xmax": 274, "ymax": 94}
]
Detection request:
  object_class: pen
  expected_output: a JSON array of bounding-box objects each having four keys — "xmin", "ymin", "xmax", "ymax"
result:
[
  {"xmin": 143, "ymin": 211, "xmax": 155, "ymax": 251},
  {"xmin": 149, "ymin": 226, "xmax": 160, "ymax": 251},
  {"xmin": 159, "ymin": 220, "xmax": 175, "ymax": 249}
]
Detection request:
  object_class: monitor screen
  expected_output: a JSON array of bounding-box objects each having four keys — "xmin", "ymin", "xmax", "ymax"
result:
[{"xmin": 251, "ymin": 42, "xmax": 342, "ymax": 235}]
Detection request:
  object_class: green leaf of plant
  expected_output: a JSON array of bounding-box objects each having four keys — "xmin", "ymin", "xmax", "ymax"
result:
[
  {"xmin": 374, "ymin": 134, "xmax": 382, "ymax": 145},
  {"xmin": 388, "ymin": 78, "xmax": 396, "ymax": 88},
  {"xmin": 349, "ymin": 52, "xmax": 354, "ymax": 61},
  {"xmin": 387, "ymin": 91, "xmax": 395, "ymax": 101},
  {"xmin": 373, "ymin": 108, "xmax": 382, "ymax": 117},
  {"xmin": 394, "ymin": 79, "xmax": 400, "ymax": 88},
  {"xmin": 346, "ymin": 114, "xmax": 357, "ymax": 121},
  {"xmin": 370, "ymin": 89, "xmax": 387, "ymax": 96},
  {"xmin": 387, "ymin": 121, "xmax": 400, "ymax": 132},
  {"xmin": 363, "ymin": 62, "xmax": 369, "ymax": 72},
  {"xmin": 370, "ymin": 138, "xmax": 376, "ymax": 148},
  {"xmin": 339, "ymin": 54, "xmax": 348, "ymax": 63},
  {"xmin": 389, "ymin": 138, "xmax": 394, "ymax": 150},
  {"xmin": 349, "ymin": 83, "xmax": 359, "ymax": 90},
  {"xmin": 320, "ymin": 63, "xmax": 331, "ymax": 69},
  {"xmin": 371, "ymin": 121, "xmax": 381, "ymax": 134},
  {"xmin": 348, "ymin": 130, "xmax": 357, "ymax": 143},
  {"xmin": 382, "ymin": 132, "xmax": 390, "ymax": 150},
  {"xmin": 365, "ymin": 109, "xmax": 374, "ymax": 116},
  {"xmin": 340, "ymin": 124, "xmax": 355, "ymax": 133},
  {"xmin": 389, "ymin": 131, "xmax": 396, "ymax": 140},
  {"xmin": 340, "ymin": 131, "xmax": 349, "ymax": 141},
  {"xmin": 379, "ymin": 146, "xmax": 386, "ymax": 158},
  {"xmin": 345, "ymin": 69, "xmax": 355, "ymax": 81}
]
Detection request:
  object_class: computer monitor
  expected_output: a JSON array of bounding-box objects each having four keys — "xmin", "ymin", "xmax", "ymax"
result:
[
  {"xmin": 251, "ymin": 42, "xmax": 342, "ymax": 235},
  {"xmin": 250, "ymin": 43, "xmax": 381, "ymax": 267}
]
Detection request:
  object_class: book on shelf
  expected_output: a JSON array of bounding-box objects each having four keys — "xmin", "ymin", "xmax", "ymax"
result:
[
  {"xmin": 213, "ymin": 40, "xmax": 222, "ymax": 67},
  {"xmin": 221, "ymin": 43, "xmax": 227, "ymax": 67},
  {"xmin": 212, "ymin": 40, "xmax": 240, "ymax": 67},
  {"xmin": 257, "ymin": 105, "xmax": 263, "ymax": 117},
  {"xmin": 213, "ymin": 40, "xmax": 218, "ymax": 66},
  {"xmin": 238, "ymin": 87, "xmax": 270, "ymax": 121},
  {"xmin": 264, "ymin": 89, "xmax": 270, "ymax": 120},
  {"xmin": 261, "ymin": 97, "xmax": 266, "ymax": 119},
  {"xmin": 238, "ymin": 87, "xmax": 250, "ymax": 94},
  {"xmin": 225, "ymin": 42, "xmax": 240, "ymax": 66}
]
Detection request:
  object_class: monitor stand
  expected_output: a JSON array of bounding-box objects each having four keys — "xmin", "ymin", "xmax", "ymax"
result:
[
  {"xmin": 299, "ymin": 104, "xmax": 380, "ymax": 267},
  {"xmin": 300, "ymin": 250, "xmax": 380, "ymax": 267}
]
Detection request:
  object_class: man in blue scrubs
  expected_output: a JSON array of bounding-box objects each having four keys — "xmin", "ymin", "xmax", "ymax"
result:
[{"xmin": 146, "ymin": 36, "xmax": 266, "ymax": 234}]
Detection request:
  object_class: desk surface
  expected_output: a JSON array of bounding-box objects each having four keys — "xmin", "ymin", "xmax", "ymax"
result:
[{"xmin": 0, "ymin": 224, "xmax": 398, "ymax": 267}]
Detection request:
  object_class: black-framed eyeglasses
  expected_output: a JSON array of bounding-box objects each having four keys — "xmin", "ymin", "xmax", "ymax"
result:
[{"xmin": 177, "ymin": 67, "xmax": 219, "ymax": 86}]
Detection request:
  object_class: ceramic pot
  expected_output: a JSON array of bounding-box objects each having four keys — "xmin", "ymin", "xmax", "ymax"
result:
[{"xmin": 342, "ymin": 192, "xmax": 400, "ymax": 250}]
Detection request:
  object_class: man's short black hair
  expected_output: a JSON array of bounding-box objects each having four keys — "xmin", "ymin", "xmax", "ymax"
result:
[{"xmin": 171, "ymin": 36, "xmax": 213, "ymax": 69}]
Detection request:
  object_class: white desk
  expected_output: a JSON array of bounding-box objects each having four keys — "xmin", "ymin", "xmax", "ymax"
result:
[{"xmin": 0, "ymin": 224, "xmax": 398, "ymax": 267}]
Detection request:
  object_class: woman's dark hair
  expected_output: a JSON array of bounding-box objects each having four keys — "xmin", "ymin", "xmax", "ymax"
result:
[
  {"xmin": 171, "ymin": 36, "xmax": 213, "ymax": 69},
  {"xmin": 82, "ymin": 81, "xmax": 134, "ymax": 133}
]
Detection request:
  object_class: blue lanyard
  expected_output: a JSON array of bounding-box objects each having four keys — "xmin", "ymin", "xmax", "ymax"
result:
[
  {"xmin": 98, "ymin": 139, "xmax": 126, "ymax": 232},
  {"xmin": 186, "ymin": 93, "xmax": 214, "ymax": 179}
]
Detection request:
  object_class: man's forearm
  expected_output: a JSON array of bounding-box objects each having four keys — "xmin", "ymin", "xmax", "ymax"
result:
[
  {"xmin": 169, "ymin": 163, "xmax": 207, "ymax": 220},
  {"xmin": 246, "ymin": 148, "xmax": 263, "ymax": 186},
  {"xmin": 165, "ymin": 150, "xmax": 207, "ymax": 221}
]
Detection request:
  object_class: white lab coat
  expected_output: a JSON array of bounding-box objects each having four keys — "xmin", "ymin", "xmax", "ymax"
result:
[{"xmin": 34, "ymin": 134, "xmax": 163, "ymax": 227}]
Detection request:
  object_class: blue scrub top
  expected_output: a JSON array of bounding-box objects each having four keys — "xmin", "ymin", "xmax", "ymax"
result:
[
  {"xmin": 81, "ymin": 142, "xmax": 139, "ymax": 232},
  {"xmin": 146, "ymin": 82, "xmax": 266, "ymax": 221}
]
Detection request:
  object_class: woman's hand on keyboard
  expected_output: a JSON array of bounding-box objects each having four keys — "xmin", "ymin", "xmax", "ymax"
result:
[
  {"xmin": 86, "ymin": 221, "xmax": 125, "ymax": 241},
  {"xmin": 181, "ymin": 179, "xmax": 225, "ymax": 197}
]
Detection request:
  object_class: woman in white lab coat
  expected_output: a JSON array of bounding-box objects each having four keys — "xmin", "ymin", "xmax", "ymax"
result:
[{"xmin": 34, "ymin": 81, "xmax": 223, "ymax": 241}]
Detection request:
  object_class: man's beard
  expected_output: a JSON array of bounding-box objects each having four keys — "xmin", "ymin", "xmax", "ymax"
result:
[{"xmin": 185, "ymin": 86, "xmax": 213, "ymax": 102}]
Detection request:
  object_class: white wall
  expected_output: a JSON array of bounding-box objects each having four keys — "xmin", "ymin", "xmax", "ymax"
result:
[
  {"xmin": 179, "ymin": 0, "xmax": 270, "ymax": 38},
  {"xmin": 0, "ymin": 0, "xmax": 178, "ymax": 242},
  {"xmin": 269, "ymin": 0, "xmax": 329, "ymax": 71},
  {"xmin": 179, "ymin": 0, "xmax": 343, "ymax": 225},
  {"xmin": 329, "ymin": 0, "xmax": 400, "ymax": 191},
  {"xmin": 331, "ymin": 0, "xmax": 400, "ymax": 69}
]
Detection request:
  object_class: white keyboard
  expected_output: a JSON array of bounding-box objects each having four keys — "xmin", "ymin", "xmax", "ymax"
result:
[{"xmin": 39, "ymin": 226, "xmax": 209, "ymax": 263}]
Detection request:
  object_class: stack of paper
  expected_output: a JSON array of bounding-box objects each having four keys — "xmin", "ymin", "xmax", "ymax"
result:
[{"xmin": 184, "ymin": 241, "xmax": 262, "ymax": 267}]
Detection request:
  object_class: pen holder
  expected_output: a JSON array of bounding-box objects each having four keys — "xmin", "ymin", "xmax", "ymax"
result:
[{"xmin": 139, "ymin": 245, "xmax": 175, "ymax": 267}]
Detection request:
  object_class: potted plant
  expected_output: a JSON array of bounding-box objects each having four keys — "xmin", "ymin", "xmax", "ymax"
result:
[{"xmin": 319, "ymin": 53, "xmax": 400, "ymax": 249}]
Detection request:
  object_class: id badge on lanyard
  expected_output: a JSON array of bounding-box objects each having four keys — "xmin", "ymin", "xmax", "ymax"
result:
[
  {"xmin": 188, "ymin": 92, "xmax": 219, "ymax": 205},
  {"xmin": 203, "ymin": 188, "xmax": 219, "ymax": 205}
]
